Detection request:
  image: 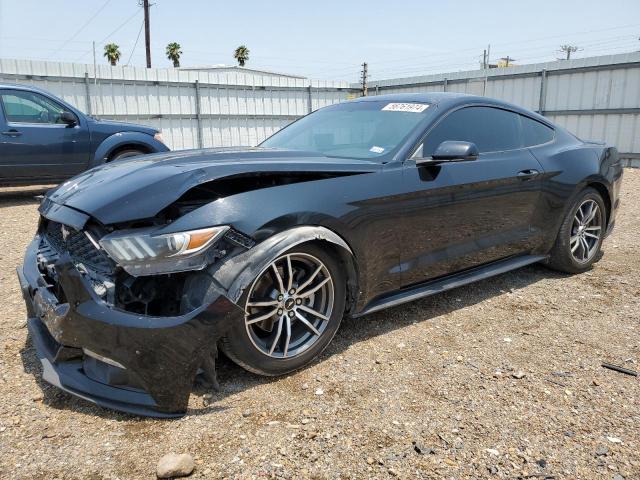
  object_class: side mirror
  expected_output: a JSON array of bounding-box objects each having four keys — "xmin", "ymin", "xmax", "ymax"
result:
[
  {"xmin": 416, "ymin": 140, "xmax": 479, "ymax": 165},
  {"xmin": 60, "ymin": 111, "xmax": 77, "ymax": 127}
]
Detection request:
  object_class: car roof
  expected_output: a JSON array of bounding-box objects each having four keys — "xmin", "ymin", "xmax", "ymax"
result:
[
  {"xmin": 0, "ymin": 82, "xmax": 55, "ymax": 95},
  {"xmin": 347, "ymin": 92, "xmax": 551, "ymax": 125}
]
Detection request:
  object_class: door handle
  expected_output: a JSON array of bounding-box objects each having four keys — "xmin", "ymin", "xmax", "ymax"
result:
[
  {"xmin": 517, "ymin": 169, "xmax": 539, "ymax": 180},
  {"xmin": 2, "ymin": 129, "xmax": 22, "ymax": 137}
]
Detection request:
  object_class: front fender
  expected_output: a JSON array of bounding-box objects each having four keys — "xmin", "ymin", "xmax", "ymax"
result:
[
  {"xmin": 210, "ymin": 226, "xmax": 356, "ymax": 306},
  {"xmin": 91, "ymin": 132, "xmax": 169, "ymax": 167}
]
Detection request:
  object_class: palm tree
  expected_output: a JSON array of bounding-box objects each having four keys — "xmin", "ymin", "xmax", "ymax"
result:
[
  {"xmin": 166, "ymin": 42, "xmax": 182, "ymax": 68},
  {"xmin": 233, "ymin": 45, "xmax": 249, "ymax": 67},
  {"xmin": 104, "ymin": 43, "xmax": 121, "ymax": 66}
]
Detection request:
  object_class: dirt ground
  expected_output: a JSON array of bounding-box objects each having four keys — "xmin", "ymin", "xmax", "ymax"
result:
[{"xmin": 0, "ymin": 171, "xmax": 638, "ymax": 480}]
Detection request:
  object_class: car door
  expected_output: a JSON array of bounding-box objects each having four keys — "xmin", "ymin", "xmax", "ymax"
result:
[
  {"xmin": 0, "ymin": 89, "xmax": 90, "ymax": 183},
  {"xmin": 397, "ymin": 105, "xmax": 546, "ymax": 286}
]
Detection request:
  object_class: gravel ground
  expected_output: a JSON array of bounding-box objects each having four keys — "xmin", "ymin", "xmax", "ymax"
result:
[{"xmin": 0, "ymin": 172, "xmax": 638, "ymax": 480}]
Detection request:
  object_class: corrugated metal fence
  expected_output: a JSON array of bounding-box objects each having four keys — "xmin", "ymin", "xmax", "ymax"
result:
[
  {"xmin": 368, "ymin": 52, "xmax": 640, "ymax": 165},
  {"xmin": 1, "ymin": 53, "xmax": 639, "ymax": 167},
  {"xmin": 0, "ymin": 59, "xmax": 355, "ymax": 150}
]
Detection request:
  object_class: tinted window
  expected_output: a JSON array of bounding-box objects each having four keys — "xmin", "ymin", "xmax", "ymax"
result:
[
  {"xmin": 0, "ymin": 90, "xmax": 66, "ymax": 124},
  {"xmin": 421, "ymin": 106, "xmax": 521, "ymax": 155},
  {"xmin": 261, "ymin": 101, "xmax": 432, "ymax": 160},
  {"xmin": 520, "ymin": 115, "xmax": 554, "ymax": 146}
]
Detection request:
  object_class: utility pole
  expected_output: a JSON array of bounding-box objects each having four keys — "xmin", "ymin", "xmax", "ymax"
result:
[
  {"xmin": 482, "ymin": 49, "xmax": 487, "ymax": 69},
  {"xmin": 360, "ymin": 62, "xmax": 368, "ymax": 97},
  {"xmin": 92, "ymin": 41, "xmax": 97, "ymax": 84},
  {"xmin": 559, "ymin": 44, "xmax": 579, "ymax": 60},
  {"xmin": 500, "ymin": 56, "xmax": 515, "ymax": 67},
  {"xmin": 143, "ymin": 0, "xmax": 151, "ymax": 68}
]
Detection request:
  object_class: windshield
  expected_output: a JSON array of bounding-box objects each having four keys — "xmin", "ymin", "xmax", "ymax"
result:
[{"xmin": 260, "ymin": 100, "xmax": 432, "ymax": 160}]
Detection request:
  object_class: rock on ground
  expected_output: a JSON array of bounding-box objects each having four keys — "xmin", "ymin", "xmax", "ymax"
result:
[{"xmin": 156, "ymin": 453, "xmax": 194, "ymax": 478}]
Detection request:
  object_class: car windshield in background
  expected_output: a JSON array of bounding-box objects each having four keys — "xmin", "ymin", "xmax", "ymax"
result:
[{"xmin": 260, "ymin": 101, "xmax": 432, "ymax": 160}]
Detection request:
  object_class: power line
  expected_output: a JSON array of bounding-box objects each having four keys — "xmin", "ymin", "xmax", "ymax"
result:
[
  {"xmin": 308, "ymin": 39, "xmax": 638, "ymax": 81},
  {"xmin": 51, "ymin": 0, "xmax": 112, "ymax": 59},
  {"xmin": 126, "ymin": 19, "xmax": 145, "ymax": 66},
  {"xmin": 363, "ymin": 35, "xmax": 639, "ymax": 78},
  {"xmin": 305, "ymin": 25, "xmax": 640, "ymax": 77},
  {"xmin": 97, "ymin": 8, "xmax": 144, "ymax": 45},
  {"xmin": 378, "ymin": 35, "xmax": 636, "ymax": 72},
  {"xmin": 73, "ymin": 7, "xmax": 143, "ymax": 62},
  {"xmin": 354, "ymin": 22, "xmax": 640, "ymax": 68},
  {"xmin": 361, "ymin": 41, "xmax": 639, "ymax": 82}
]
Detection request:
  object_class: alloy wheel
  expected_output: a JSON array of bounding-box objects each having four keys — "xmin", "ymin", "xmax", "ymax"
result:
[
  {"xmin": 244, "ymin": 253, "xmax": 334, "ymax": 359},
  {"xmin": 570, "ymin": 199, "xmax": 602, "ymax": 263}
]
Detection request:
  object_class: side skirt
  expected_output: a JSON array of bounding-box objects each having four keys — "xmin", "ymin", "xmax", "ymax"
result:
[{"xmin": 353, "ymin": 254, "xmax": 548, "ymax": 317}]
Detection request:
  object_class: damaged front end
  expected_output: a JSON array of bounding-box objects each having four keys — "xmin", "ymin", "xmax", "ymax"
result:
[
  {"xmin": 18, "ymin": 200, "xmax": 251, "ymax": 417},
  {"xmin": 18, "ymin": 148, "xmax": 369, "ymax": 417}
]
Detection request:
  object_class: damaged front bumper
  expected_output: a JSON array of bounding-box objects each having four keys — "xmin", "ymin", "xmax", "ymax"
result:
[{"xmin": 18, "ymin": 236, "xmax": 244, "ymax": 417}]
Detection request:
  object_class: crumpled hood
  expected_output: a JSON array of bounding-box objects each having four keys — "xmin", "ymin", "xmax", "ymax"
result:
[{"xmin": 45, "ymin": 147, "xmax": 379, "ymax": 225}]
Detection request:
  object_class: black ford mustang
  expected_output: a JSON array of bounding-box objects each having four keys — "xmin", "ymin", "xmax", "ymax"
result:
[{"xmin": 18, "ymin": 93, "xmax": 623, "ymax": 416}]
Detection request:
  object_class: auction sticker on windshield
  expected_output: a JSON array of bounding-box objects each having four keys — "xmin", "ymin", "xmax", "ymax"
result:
[{"xmin": 382, "ymin": 103, "xmax": 429, "ymax": 113}]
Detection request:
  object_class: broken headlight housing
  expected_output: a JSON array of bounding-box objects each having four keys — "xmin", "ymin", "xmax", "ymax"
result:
[{"xmin": 99, "ymin": 226, "xmax": 229, "ymax": 276}]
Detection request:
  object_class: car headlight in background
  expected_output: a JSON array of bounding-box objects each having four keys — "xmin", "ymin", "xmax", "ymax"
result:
[
  {"xmin": 99, "ymin": 226, "xmax": 229, "ymax": 276},
  {"xmin": 154, "ymin": 132, "xmax": 165, "ymax": 144}
]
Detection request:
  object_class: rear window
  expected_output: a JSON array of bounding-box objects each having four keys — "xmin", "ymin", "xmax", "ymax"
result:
[
  {"xmin": 520, "ymin": 115, "xmax": 554, "ymax": 147},
  {"xmin": 422, "ymin": 106, "xmax": 521, "ymax": 155}
]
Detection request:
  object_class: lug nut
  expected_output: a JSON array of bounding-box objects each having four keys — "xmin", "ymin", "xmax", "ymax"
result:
[
  {"xmin": 277, "ymin": 294, "xmax": 284, "ymax": 301},
  {"xmin": 289, "ymin": 288, "xmax": 296, "ymax": 295},
  {"xmin": 277, "ymin": 309, "xmax": 283, "ymax": 315},
  {"xmin": 295, "ymin": 298, "xmax": 302, "ymax": 305},
  {"xmin": 288, "ymin": 311, "xmax": 295, "ymax": 318}
]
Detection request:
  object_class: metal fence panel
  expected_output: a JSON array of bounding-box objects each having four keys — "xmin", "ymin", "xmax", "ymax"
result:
[
  {"xmin": 367, "ymin": 51, "xmax": 640, "ymax": 157},
  {"xmin": 2, "ymin": 54, "xmax": 640, "ymax": 159},
  {"xmin": 0, "ymin": 58, "xmax": 354, "ymax": 151}
]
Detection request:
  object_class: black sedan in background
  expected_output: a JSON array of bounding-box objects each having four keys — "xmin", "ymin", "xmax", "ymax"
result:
[{"xmin": 18, "ymin": 93, "xmax": 623, "ymax": 416}]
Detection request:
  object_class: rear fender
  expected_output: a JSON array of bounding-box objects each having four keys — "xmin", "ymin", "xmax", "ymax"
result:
[{"xmin": 535, "ymin": 145, "xmax": 621, "ymax": 252}]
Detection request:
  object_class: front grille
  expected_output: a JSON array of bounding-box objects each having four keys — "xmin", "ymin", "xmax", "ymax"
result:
[{"xmin": 42, "ymin": 221, "xmax": 115, "ymax": 274}]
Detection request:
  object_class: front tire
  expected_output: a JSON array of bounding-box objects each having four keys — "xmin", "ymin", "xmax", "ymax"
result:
[
  {"xmin": 221, "ymin": 243, "xmax": 346, "ymax": 376},
  {"xmin": 547, "ymin": 187, "xmax": 606, "ymax": 274},
  {"xmin": 109, "ymin": 149, "xmax": 146, "ymax": 161}
]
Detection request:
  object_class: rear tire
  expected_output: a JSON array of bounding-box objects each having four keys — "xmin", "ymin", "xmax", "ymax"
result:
[
  {"xmin": 221, "ymin": 243, "xmax": 345, "ymax": 376},
  {"xmin": 546, "ymin": 187, "xmax": 606, "ymax": 274}
]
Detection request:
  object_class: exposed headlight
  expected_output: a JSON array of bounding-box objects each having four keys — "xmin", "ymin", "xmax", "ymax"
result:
[
  {"xmin": 154, "ymin": 132, "xmax": 165, "ymax": 144},
  {"xmin": 99, "ymin": 226, "xmax": 229, "ymax": 276}
]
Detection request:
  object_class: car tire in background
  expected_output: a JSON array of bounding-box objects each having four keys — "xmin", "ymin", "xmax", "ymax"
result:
[
  {"xmin": 109, "ymin": 149, "xmax": 146, "ymax": 161},
  {"xmin": 547, "ymin": 187, "xmax": 606, "ymax": 274},
  {"xmin": 221, "ymin": 243, "xmax": 346, "ymax": 376}
]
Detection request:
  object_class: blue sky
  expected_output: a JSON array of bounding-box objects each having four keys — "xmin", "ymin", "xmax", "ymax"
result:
[{"xmin": 1, "ymin": 0, "xmax": 639, "ymax": 81}]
